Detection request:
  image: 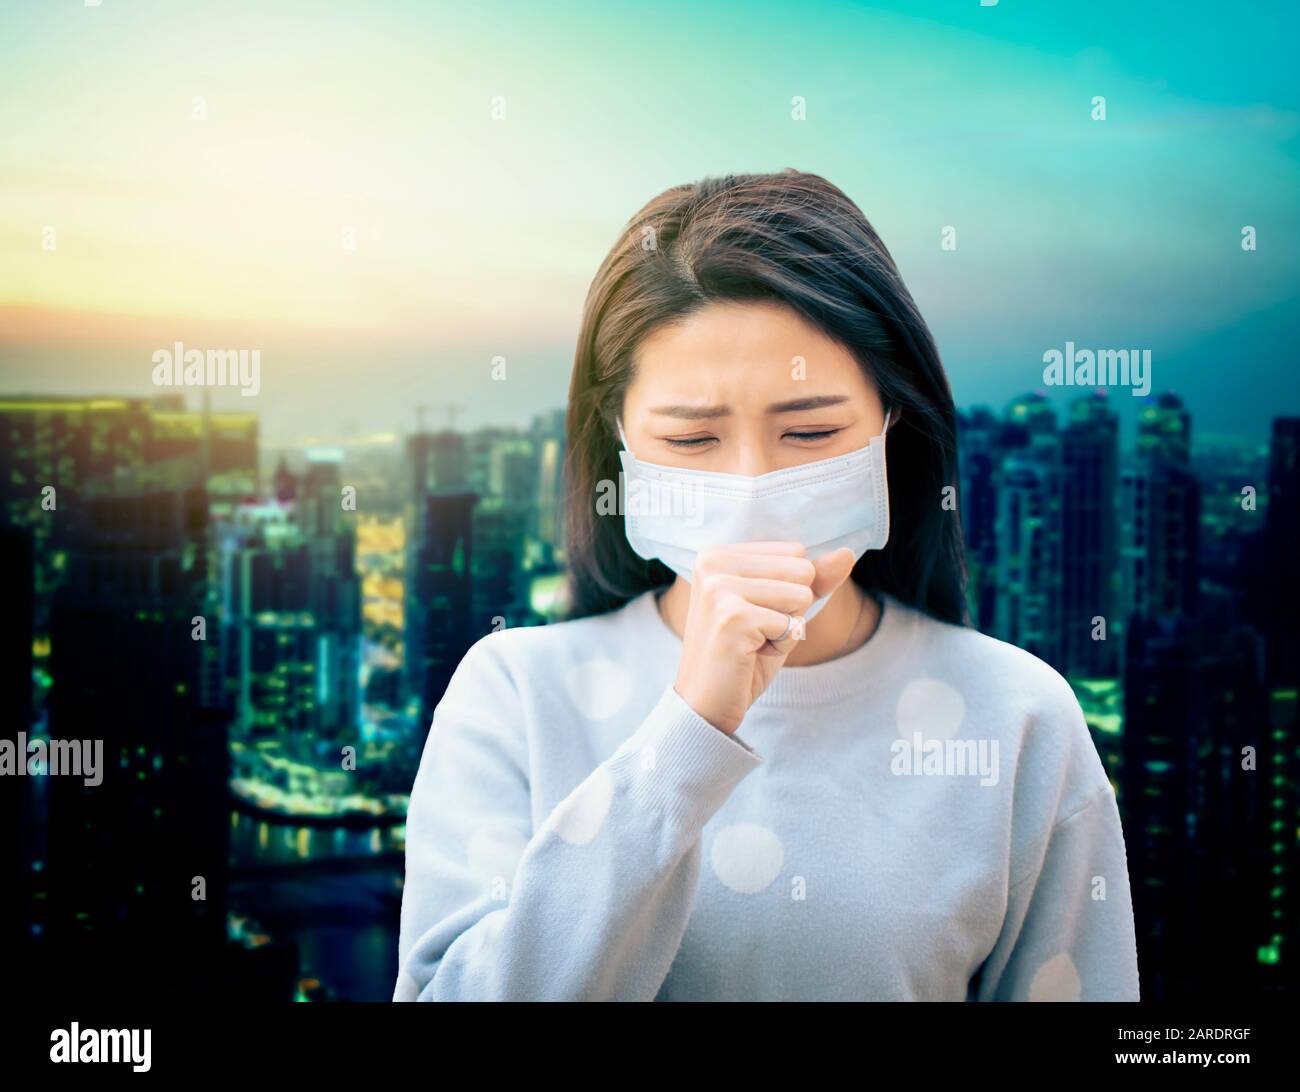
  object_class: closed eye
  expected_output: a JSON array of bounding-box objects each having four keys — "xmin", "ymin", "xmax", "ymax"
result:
[
  {"xmin": 664, "ymin": 428, "xmax": 843, "ymax": 449},
  {"xmin": 785, "ymin": 429, "xmax": 841, "ymax": 442}
]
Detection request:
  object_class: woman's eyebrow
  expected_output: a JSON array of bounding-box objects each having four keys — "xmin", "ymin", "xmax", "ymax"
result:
[
  {"xmin": 649, "ymin": 394, "xmax": 849, "ymax": 419},
  {"xmin": 766, "ymin": 395, "xmax": 850, "ymax": 412},
  {"xmin": 649, "ymin": 404, "xmax": 732, "ymax": 420}
]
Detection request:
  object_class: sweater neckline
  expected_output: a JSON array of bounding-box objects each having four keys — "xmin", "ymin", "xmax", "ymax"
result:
[{"xmin": 627, "ymin": 583, "xmax": 919, "ymax": 709}]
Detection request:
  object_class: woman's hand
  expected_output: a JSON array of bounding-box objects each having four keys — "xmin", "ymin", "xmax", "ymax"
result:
[{"xmin": 673, "ymin": 542, "xmax": 857, "ymax": 734}]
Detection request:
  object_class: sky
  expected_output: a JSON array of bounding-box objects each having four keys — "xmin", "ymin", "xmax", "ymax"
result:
[{"xmin": 1, "ymin": 0, "xmax": 1297, "ymax": 444}]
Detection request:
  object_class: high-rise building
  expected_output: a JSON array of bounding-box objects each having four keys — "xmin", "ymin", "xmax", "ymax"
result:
[
  {"xmin": 220, "ymin": 503, "xmax": 318, "ymax": 739},
  {"xmin": 1119, "ymin": 405, "xmax": 1200, "ymax": 627},
  {"xmin": 1137, "ymin": 391, "xmax": 1192, "ymax": 465},
  {"xmin": 272, "ymin": 454, "xmax": 298, "ymax": 503},
  {"xmin": 148, "ymin": 399, "xmax": 259, "ymax": 505},
  {"xmin": 0, "ymin": 397, "xmax": 152, "ymax": 635},
  {"xmin": 1264, "ymin": 418, "xmax": 1299, "ymax": 686},
  {"xmin": 1123, "ymin": 615, "xmax": 1282, "ymax": 998},
  {"xmin": 1261, "ymin": 684, "xmax": 1298, "ymax": 993},
  {"xmin": 1061, "ymin": 392, "xmax": 1120, "ymax": 678},
  {"xmin": 489, "ymin": 437, "xmax": 538, "ymax": 509},
  {"xmin": 992, "ymin": 394, "xmax": 1063, "ymax": 670},
  {"xmin": 1193, "ymin": 436, "xmax": 1269, "ymax": 633},
  {"xmin": 44, "ymin": 469, "xmax": 232, "ymax": 1000},
  {"xmin": 467, "ymin": 433, "xmax": 540, "ymax": 627},
  {"xmin": 1005, "ymin": 390, "xmax": 1057, "ymax": 439},
  {"xmin": 1258, "ymin": 417, "xmax": 1300, "ymax": 994},
  {"xmin": 0, "ymin": 524, "xmax": 35, "ymax": 981},
  {"xmin": 473, "ymin": 495, "xmax": 533, "ymax": 629},
  {"xmin": 0, "ymin": 395, "xmax": 259, "ymax": 632},
  {"xmin": 531, "ymin": 409, "xmax": 568, "ymax": 564},
  {"xmin": 404, "ymin": 431, "xmax": 477, "ymax": 729},
  {"xmin": 296, "ymin": 447, "xmax": 343, "ymax": 536},
  {"xmin": 218, "ymin": 486, "xmax": 361, "ymax": 741},
  {"xmin": 955, "ymin": 406, "xmax": 1001, "ymax": 631},
  {"xmin": 408, "ymin": 430, "xmax": 469, "ymax": 496}
]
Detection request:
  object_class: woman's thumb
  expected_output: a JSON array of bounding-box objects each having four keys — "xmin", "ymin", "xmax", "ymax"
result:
[{"xmin": 810, "ymin": 547, "xmax": 856, "ymax": 599}]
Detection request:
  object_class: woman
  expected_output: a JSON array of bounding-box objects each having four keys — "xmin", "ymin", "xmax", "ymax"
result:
[{"xmin": 394, "ymin": 169, "xmax": 1140, "ymax": 1001}]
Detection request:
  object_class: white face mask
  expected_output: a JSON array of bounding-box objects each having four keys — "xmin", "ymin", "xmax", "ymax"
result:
[{"xmin": 615, "ymin": 411, "xmax": 892, "ymax": 622}]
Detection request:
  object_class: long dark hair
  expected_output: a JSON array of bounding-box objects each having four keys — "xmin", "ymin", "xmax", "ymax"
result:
[{"xmin": 562, "ymin": 168, "xmax": 969, "ymax": 626}]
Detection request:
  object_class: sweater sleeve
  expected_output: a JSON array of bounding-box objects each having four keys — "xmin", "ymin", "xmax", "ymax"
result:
[
  {"xmin": 971, "ymin": 784, "xmax": 1141, "ymax": 1001},
  {"xmin": 393, "ymin": 640, "xmax": 764, "ymax": 1002}
]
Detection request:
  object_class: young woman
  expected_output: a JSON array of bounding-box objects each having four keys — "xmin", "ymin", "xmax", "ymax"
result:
[{"xmin": 394, "ymin": 169, "xmax": 1140, "ymax": 1001}]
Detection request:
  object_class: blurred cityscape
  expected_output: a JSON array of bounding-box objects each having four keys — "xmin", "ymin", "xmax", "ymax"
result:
[{"xmin": 1, "ymin": 389, "xmax": 1296, "ymax": 1000}]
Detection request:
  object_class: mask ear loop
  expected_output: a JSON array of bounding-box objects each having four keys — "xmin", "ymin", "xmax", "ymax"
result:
[{"xmin": 615, "ymin": 417, "xmax": 630, "ymax": 452}]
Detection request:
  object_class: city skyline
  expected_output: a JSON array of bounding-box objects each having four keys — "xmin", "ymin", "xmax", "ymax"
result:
[{"xmin": 4, "ymin": 384, "xmax": 1294, "ymax": 1000}]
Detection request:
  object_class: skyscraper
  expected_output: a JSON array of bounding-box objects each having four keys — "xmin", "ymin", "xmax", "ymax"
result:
[
  {"xmin": 1138, "ymin": 391, "xmax": 1192, "ymax": 464},
  {"xmin": 219, "ymin": 484, "xmax": 361, "ymax": 741},
  {"xmin": 1123, "ymin": 615, "xmax": 1282, "ymax": 998},
  {"xmin": 0, "ymin": 524, "xmax": 35, "ymax": 982},
  {"xmin": 1119, "ymin": 393, "xmax": 1200, "ymax": 627},
  {"xmin": 45, "ymin": 468, "xmax": 232, "ymax": 1001},
  {"xmin": 955, "ymin": 406, "xmax": 1001, "ymax": 631},
  {"xmin": 993, "ymin": 394, "xmax": 1064, "ymax": 670},
  {"xmin": 531, "ymin": 408, "xmax": 567, "ymax": 564},
  {"xmin": 1061, "ymin": 392, "xmax": 1120, "ymax": 678},
  {"xmin": 404, "ymin": 430, "xmax": 477, "ymax": 729},
  {"xmin": 1264, "ymin": 418, "xmax": 1299, "ymax": 686}
]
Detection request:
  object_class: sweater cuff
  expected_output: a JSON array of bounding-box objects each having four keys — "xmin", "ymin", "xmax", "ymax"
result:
[{"xmin": 605, "ymin": 684, "xmax": 764, "ymax": 832}]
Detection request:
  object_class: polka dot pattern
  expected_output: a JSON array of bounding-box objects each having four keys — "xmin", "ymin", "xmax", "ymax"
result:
[
  {"xmin": 552, "ymin": 767, "xmax": 614, "ymax": 845},
  {"xmin": 565, "ymin": 658, "xmax": 633, "ymax": 721},
  {"xmin": 710, "ymin": 822, "xmax": 784, "ymax": 894},
  {"xmin": 1028, "ymin": 952, "xmax": 1082, "ymax": 1001},
  {"xmin": 896, "ymin": 677, "xmax": 966, "ymax": 741}
]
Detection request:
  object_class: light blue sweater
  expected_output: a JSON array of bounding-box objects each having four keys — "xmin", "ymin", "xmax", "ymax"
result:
[{"xmin": 394, "ymin": 589, "xmax": 1140, "ymax": 1001}]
